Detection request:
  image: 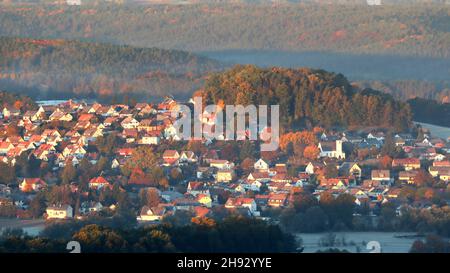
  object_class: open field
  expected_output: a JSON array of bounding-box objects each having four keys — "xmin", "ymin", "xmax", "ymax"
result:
[{"xmin": 0, "ymin": 218, "xmax": 46, "ymax": 236}]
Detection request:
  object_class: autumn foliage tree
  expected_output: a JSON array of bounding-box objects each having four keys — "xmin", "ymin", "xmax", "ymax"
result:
[{"xmin": 303, "ymin": 145, "xmax": 320, "ymax": 160}]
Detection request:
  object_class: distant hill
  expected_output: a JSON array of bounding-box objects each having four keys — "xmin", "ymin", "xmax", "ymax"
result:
[
  {"xmin": 0, "ymin": 37, "xmax": 224, "ymax": 100},
  {"xmin": 0, "ymin": 4, "xmax": 450, "ymax": 58},
  {"xmin": 202, "ymin": 65, "xmax": 412, "ymax": 131}
]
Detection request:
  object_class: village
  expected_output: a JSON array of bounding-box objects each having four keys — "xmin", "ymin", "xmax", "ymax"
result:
[{"xmin": 0, "ymin": 97, "xmax": 449, "ymax": 231}]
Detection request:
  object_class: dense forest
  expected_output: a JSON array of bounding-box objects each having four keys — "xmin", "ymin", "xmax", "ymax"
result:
[
  {"xmin": 202, "ymin": 65, "xmax": 412, "ymax": 131},
  {"xmin": 0, "ymin": 37, "xmax": 224, "ymax": 100},
  {"xmin": 0, "ymin": 4, "xmax": 450, "ymax": 58},
  {"xmin": 407, "ymin": 98, "xmax": 450, "ymax": 128}
]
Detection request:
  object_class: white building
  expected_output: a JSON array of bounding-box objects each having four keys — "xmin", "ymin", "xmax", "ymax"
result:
[
  {"xmin": 46, "ymin": 205, "xmax": 73, "ymax": 219},
  {"xmin": 67, "ymin": 0, "xmax": 82, "ymax": 5},
  {"xmin": 318, "ymin": 140, "xmax": 346, "ymax": 159},
  {"xmin": 254, "ymin": 158, "xmax": 269, "ymax": 172}
]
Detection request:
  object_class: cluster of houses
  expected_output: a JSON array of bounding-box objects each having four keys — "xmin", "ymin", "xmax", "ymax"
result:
[{"xmin": 0, "ymin": 98, "xmax": 449, "ymax": 221}]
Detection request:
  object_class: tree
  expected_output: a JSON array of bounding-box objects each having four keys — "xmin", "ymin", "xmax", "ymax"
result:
[
  {"xmin": 48, "ymin": 185, "xmax": 73, "ymax": 206},
  {"xmin": 192, "ymin": 217, "xmax": 216, "ymax": 228},
  {"xmin": 95, "ymin": 156, "xmax": 109, "ymax": 174},
  {"xmin": 239, "ymin": 141, "xmax": 255, "ymax": 161},
  {"xmin": 121, "ymin": 146, "xmax": 158, "ymax": 177},
  {"xmin": 61, "ymin": 163, "xmax": 76, "ymax": 185},
  {"xmin": 303, "ymin": 145, "xmax": 319, "ymax": 160},
  {"xmin": 324, "ymin": 164, "xmax": 339, "ymax": 178},
  {"xmin": 0, "ymin": 162, "xmax": 15, "ymax": 184},
  {"xmin": 414, "ymin": 170, "xmax": 435, "ymax": 187},
  {"xmin": 72, "ymin": 225, "xmax": 127, "ymax": 253},
  {"xmin": 320, "ymin": 192, "xmax": 355, "ymax": 229},
  {"xmin": 410, "ymin": 235, "xmax": 450, "ymax": 253},
  {"xmin": 6, "ymin": 124, "xmax": 20, "ymax": 136},
  {"xmin": 286, "ymin": 142, "xmax": 294, "ymax": 157},
  {"xmin": 139, "ymin": 188, "xmax": 160, "ymax": 208},
  {"xmin": 79, "ymin": 157, "xmax": 94, "ymax": 178},
  {"xmin": 291, "ymin": 193, "xmax": 319, "ymax": 213},
  {"xmin": 170, "ymin": 168, "xmax": 182, "ymax": 183},
  {"xmin": 379, "ymin": 155, "xmax": 392, "ymax": 169},
  {"xmin": 240, "ymin": 157, "xmax": 255, "ymax": 173},
  {"xmin": 95, "ymin": 134, "xmax": 120, "ymax": 156},
  {"xmin": 29, "ymin": 192, "xmax": 47, "ymax": 218},
  {"xmin": 378, "ymin": 203, "xmax": 398, "ymax": 230}
]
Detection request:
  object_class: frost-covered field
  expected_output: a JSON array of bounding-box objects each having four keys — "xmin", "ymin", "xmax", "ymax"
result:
[
  {"xmin": 415, "ymin": 122, "xmax": 450, "ymax": 140},
  {"xmin": 296, "ymin": 232, "xmax": 420, "ymax": 253}
]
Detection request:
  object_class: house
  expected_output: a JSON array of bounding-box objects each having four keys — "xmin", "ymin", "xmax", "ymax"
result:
[
  {"xmin": 89, "ymin": 177, "xmax": 110, "ymax": 190},
  {"xmin": 196, "ymin": 194, "xmax": 212, "ymax": 208},
  {"xmin": 359, "ymin": 138, "xmax": 383, "ymax": 149},
  {"xmin": 164, "ymin": 124, "xmax": 181, "ymax": 140},
  {"xmin": 339, "ymin": 162, "xmax": 362, "ymax": 178},
  {"xmin": 162, "ymin": 150, "xmax": 180, "ymax": 165},
  {"xmin": 399, "ymin": 170, "xmax": 419, "ymax": 184},
  {"xmin": 139, "ymin": 133, "xmax": 160, "ymax": 145},
  {"xmin": 367, "ymin": 131, "xmax": 386, "ymax": 141},
  {"xmin": 305, "ymin": 161, "xmax": 325, "ymax": 175},
  {"xmin": 247, "ymin": 172, "xmax": 271, "ymax": 183},
  {"xmin": 196, "ymin": 166, "xmax": 212, "ymax": 179},
  {"xmin": 187, "ymin": 182, "xmax": 210, "ymax": 196},
  {"xmin": 216, "ymin": 169, "xmax": 235, "ymax": 183},
  {"xmin": 2, "ymin": 107, "xmax": 20, "ymax": 118},
  {"xmin": 23, "ymin": 110, "xmax": 42, "ymax": 122},
  {"xmin": 117, "ymin": 148, "xmax": 134, "ymax": 157},
  {"xmin": 433, "ymin": 160, "xmax": 450, "ymax": 167},
  {"xmin": 225, "ymin": 197, "xmax": 258, "ymax": 215},
  {"xmin": 243, "ymin": 180, "xmax": 263, "ymax": 192},
  {"xmin": 158, "ymin": 97, "xmax": 178, "ymax": 111},
  {"xmin": 42, "ymin": 129, "xmax": 62, "ymax": 138},
  {"xmin": 386, "ymin": 188, "xmax": 402, "ymax": 199},
  {"xmin": 122, "ymin": 129, "xmax": 138, "ymax": 143},
  {"xmin": 173, "ymin": 198, "xmax": 201, "ymax": 211},
  {"xmin": 271, "ymin": 173, "xmax": 292, "ymax": 183},
  {"xmin": 49, "ymin": 108, "xmax": 73, "ymax": 122},
  {"xmin": 269, "ymin": 164, "xmax": 288, "ymax": 176},
  {"xmin": 429, "ymin": 166, "xmax": 450, "ymax": 181},
  {"xmin": 0, "ymin": 142, "xmax": 14, "ymax": 155},
  {"xmin": 209, "ymin": 159, "xmax": 234, "ymax": 170},
  {"xmin": 19, "ymin": 178, "xmax": 47, "ymax": 192},
  {"xmin": 371, "ymin": 170, "xmax": 392, "ymax": 184},
  {"xmin": 179, "ymin": 151, "xmax": 198, "ymax": 163},
  {"xmin": 341, "ymin": 133, "xmax": 364, "ymax": 144},
  {"xmin": 392, "ymin": 158, "xmax": 421, "ymax": 170},
  {"xmin": 138, "ymin": 206, "xmax": 166, "ymax": 221},
  {"xmin": 62, "ymin": 144, "xmax": 86, "ymax": 158},
  {"xmin": 161, "ymin": 191, "xmax": 184, "ymax": 202},
  {"xmin": 254, "ymin": 158, "xmax": 269, "ymax": 172},
  {"xmin": 80, "ymin": 202, "xmax": 103, "ymax": 215},
  {"xmin": 320, "ymin": 178, "xmax": 349, "ymax": 189},
  {"xmin": 318, "ymin": 140, "xmax": 345, "ymax": 159},
  {"xmin": 121, "ymin": 117, "xmax": 139, "ymax": 129},
  {"xmin": 46, "ymin": 205, "xmax": 73, "ymax": 219},
  {"xmin": 440, "ymin": 169, "xmax": 450, "ymax": 182},
  {"xmin": 134, "ymin": 103, "xmax": 149, "ymax": 111},
  {"xmin": 267, "ymin": 193, "xmax": 288, "ymax": 207}
]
